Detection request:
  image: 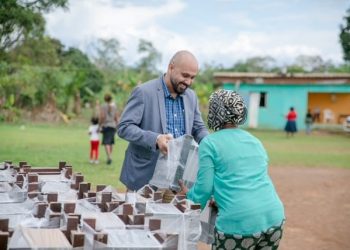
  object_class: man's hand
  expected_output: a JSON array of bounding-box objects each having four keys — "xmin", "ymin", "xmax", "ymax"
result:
[{"xmin": 156, "ymin": 134, "xmax": 173, "ymax": 155}]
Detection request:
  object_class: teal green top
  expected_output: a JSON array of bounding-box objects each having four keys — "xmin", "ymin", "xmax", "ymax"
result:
[{"xmin": 187, "ymin": 128, "xmax": 285, "ymax": 235}]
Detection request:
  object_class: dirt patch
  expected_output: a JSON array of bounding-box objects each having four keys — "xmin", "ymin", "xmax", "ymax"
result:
[
  {"xmin": 271, "ymin": 167, "xmax": 350, "ymax": 250},
  {"xmin": 199, "ymin": 167, "xmax": 350, "ymax": 250}
]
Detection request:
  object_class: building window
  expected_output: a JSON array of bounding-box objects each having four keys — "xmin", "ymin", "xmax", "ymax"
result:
[{"xmin": 259, "ymin": 92, "xmax": 267, "ymax": 107}]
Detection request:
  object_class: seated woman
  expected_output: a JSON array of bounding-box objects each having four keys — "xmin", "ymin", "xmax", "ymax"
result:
[{"xmin": 179, "ymin": 89, "xmax": 285, "ymax": 250}]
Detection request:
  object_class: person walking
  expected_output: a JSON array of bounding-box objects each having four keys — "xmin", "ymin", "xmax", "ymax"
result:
[
  {"xmin": 117, "ymin": 50, "xmax": 209, "ymax": 191},
  {"xmin": 88, "ymin": 117, "xmax": 100, "ymax": 164},
  {"xmin": 99, "ymin": 93, "xmax": 118, "ymax": 165},
  {"xmin": 179, "ymin": 89, "xmax": 285, "ymax": 250}
]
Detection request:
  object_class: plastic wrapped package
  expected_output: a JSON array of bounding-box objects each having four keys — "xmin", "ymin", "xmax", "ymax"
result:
[
  {"xmin": 82, "ymin": 221, "xmax": 165, "ymax": 250},
  {"xmin": 0, "ymin": 183, "xmax": 27, "ymax": 203},
  {"xmin": 41, "ymin": 181, "xmax": 71, "ymax": 193},
  {"xmin": 8, "ymin": 225, "xmax": 72, "ymax": 249},
  {"xmin": 39, "ymin": 180, "xmax": 77, "ymax": 202},
  {"xmin": 136, "ymin": 185, "xmax": 161, "ymax": 203},
  {"xmin": 0, "ymin": 199, "xmax": 54, "ymax": 230},
  {"xmin": 149, "ymin": 135, "xmax": 199, "ymax": 192},
  {"xmin": 44, "ymin": 206, "xmax": 62, "ymax": 228},
  {"xmin": 0, "ymin": 199, "xmax": 35, "ymax": 229},
  {"xmin": 181, "ymin": 145, "xmax": 199, "ymax": 189},
  {"xmin": 1, "ymin": 213, "xmax": 34, "ymax": 229},
  {"xmin": 103, "ymin": 229, "xmax": 163, "ymax": 249},
  {"xmin": 16, "ymin": 215, "xmax": 53, "ymax": 229},
  {"xmin": 75, "ymin": 199, "xmax": 101, "ymax": 214},
  {"xmin": 0, "ymin": 198, "xmax": 35, "ymax": 214},
  {"xmin": 95, "ymin": 185, "xmax": 125, "ymax": 204},
  {"xmin": 58, "ymin": 188, "xmax": 78, "ymax": 202},
  {"xmin": 0, "ymin": 167, "xmax": 16, "ymax": 182},
  {"xmin": 145, "ymin": 203, "xmax": 201, "ymax": 250},
  {"xmin": 37, "ymin": 174, "xmax": 77, "ymax": 202},
  {"xmin": 38, "ymin": 174, "xmax": 68, "ymax": 182},
  {"xmin": 80, "ymin": 212, "xmax": 125, "ymax": 231},
  {"xmin": 98, "ymin": 185, "xmax": 125, "ymax": 201},
  {"xmin": 0, "ymin": 182, "xmax": 13, "ymax": 192},
  {"xmin": 81, "ymin": 220, "xmax": 96, "ymax": 250}
]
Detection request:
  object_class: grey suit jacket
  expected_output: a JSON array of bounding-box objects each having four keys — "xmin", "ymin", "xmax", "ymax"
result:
[{"xmin": 117, "ymin": 76, "xmax": 208, "ymax": 190}]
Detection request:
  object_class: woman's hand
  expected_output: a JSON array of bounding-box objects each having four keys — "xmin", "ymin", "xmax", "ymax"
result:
[{"xmin": 178, "ymin": 179, "xmax": 188, "ymax": 195}]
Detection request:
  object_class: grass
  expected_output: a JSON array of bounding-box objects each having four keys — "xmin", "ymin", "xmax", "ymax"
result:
[
  {"xmin": 252, "ymin": 129, "xmax": 350, "ymax": 168},
  {"xmin": 1, "ymin": 123, "xmax": 350, "ymax": 189}
]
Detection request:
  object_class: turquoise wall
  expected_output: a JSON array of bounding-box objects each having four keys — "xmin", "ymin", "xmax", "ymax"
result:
[{"xmin": 223, "ymin": 82, "xmax": 350, "ymax": 130}]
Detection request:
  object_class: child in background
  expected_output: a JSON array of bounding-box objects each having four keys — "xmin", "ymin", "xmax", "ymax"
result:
[
  {"xmin": 88, "ymin": 117, "xmax": 100, "ymax": 164},
  {"xmin": 305, "ymin": 109, "xmax": 313, "ymax": 135}
]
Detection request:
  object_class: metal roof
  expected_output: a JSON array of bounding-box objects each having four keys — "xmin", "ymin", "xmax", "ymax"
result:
[{"xmin": 213, "ymin": 72, "xmax": 350, "ymax": 85}]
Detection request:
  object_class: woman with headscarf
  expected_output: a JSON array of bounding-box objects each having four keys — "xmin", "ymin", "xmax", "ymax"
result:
[{"xmin": 179, "ymin": 89, "xmax": 285, "ymax": 250}]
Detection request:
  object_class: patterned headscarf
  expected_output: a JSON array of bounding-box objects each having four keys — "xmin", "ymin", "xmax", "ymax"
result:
[{"xmin": 207, "ymin": 89, "xmax": 247, "ymax": 131}]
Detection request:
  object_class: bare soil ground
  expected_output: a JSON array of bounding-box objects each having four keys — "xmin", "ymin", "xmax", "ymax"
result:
[{"xmin": 199, "ymin": 167, "xmax": 350, "ymax": 250}]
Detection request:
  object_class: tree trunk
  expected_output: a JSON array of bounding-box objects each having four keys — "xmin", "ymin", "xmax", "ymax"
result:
[{"xmin": 73, "ymin": 91, "xmax": 81, "ymax": 115}]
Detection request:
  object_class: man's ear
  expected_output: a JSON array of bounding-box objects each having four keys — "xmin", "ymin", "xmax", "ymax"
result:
[{"xmin": 169, "ymin": 62, "xmax": 175, "ymax": 71}]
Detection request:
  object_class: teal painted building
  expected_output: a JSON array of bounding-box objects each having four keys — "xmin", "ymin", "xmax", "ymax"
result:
[{"xmin": 214, "ymin": 73, "xmax": 350, "ymax": 130}]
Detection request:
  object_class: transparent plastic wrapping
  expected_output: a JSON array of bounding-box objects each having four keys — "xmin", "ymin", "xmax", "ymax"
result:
[
  {"xmin": 83, "ymin": 220, "xmax": 164, "ymax": 249},
  {"xmin": 0, "ymin": 198, "xmax": 35, "ymax": 214},
  {"xmin": 0, "ymin": 201, "xmax": 55, "ymax": 230},
  {"xmin": 103, "ymin": 229, "xmax": 163, "ymax": 249},
  {"xmin": 57, "ymin": 189, "xmax": 78, "ymax": 202},
  {"xmin": 0, "ymin": 183, "xmax": 27, "ymax": 203},
  {"xmin": 0, "ymin": 182, "xmax": 13, "ymax": 192},
  {"xmin": 37, "ymin": 173, "xmax": 76, "ymax": 202},
  {"xmin": 136, "ymin": 185, "xmax": 160, "ymax": 201},
  {"xmin": 1, "ymin": 214, "xmax": 34, "ymax": 229},
  {"xmin": 75, "ymin": 199, "xmax": 101, "ymax": 214},
  {"xmin": 81, "ymin": 212, "xmax": 125, "ymax": 231},
  {"xmin": 44, "ymin": 207, "xmax": 62, "ymax": 228},
  {"xmin": 0, "ymin": 167, "xmax": 16, "ymax": 182},
  {"xmin": 145, "ymin": 202, "xmax": 201, "ymax": 250},
  {"xmin": 38, "ymin": 172, "xmax": 69, "ymax": 182},
  {"xmin": 41, "ymin": 181, "xmax": 71, "ymax": 194},
  {"xmin": 199, "ymin": 202, "xmax": 217, "ymax": 244},
  {"xmin": 81, "ymin": 220, "xmax": 96, "ymax": 250},
  {"xmin": 149, "ymin": 135, "xmax": 199, "ymax": 191},
  {"xmin": 95, "ymin": 185, "xmax": 124, "ymax": 203}
]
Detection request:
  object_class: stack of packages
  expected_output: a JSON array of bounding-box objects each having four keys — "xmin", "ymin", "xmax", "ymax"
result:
[{"xmin": 149, "ymin": 135, "xmax": 217, "ymax": 246}]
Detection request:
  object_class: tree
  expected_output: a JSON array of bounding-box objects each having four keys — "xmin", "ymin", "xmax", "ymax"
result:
[
  {"xmin": 0, "ymin": 35, "xmax": 104, "ymax": 120},
  {"xmin": 93, "ymin": 38, "xmax": 124, "ymax": 71},
  {"xmin": 61, "ymin": 47, "xmax": 104, "ymax": 114},
  {"xmin": 293, "ymin": 55, "xmax": 336, "ymax": 73},
  {"xmin": 229, "ymin": 56, "xmax": 276, "ymax": 72},
  {"xmin": 0, "ymin": 0, "xmax": 68, "ymax": 54},
  {"xmin": 1, "ymin": 36, "xmax": 64, "ymax": 110},
  {"xmin": 136, "ymin": 39, "xmax": 161, "ymax": 80},
  {"xmin": 340, "ymin": 8, "xmax": 350, "ymax": 62}
]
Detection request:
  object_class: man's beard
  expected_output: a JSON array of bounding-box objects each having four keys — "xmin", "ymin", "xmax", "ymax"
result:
[{"xmin": 170, "ymin": 77, "xmax": 187, "ymax": 95}]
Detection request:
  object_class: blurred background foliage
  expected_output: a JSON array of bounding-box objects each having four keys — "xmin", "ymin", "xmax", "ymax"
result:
[{"xmin": 1, "ymin": 1, "xmax": 350, "ymax": 123}]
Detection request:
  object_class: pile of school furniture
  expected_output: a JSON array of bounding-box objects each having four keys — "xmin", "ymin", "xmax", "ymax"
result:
[{"xmin": 0, "ymin": 160, "xmax": 207, "ymax": 250}]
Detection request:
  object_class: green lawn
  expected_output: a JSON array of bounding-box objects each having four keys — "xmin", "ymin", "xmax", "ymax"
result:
[{"xmin": 1, "ymin": 123, "xmax": 349, "ymax": 189}]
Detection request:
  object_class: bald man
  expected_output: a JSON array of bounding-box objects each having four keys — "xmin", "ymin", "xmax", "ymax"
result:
[{"xmin": 117, "ymin": 50, "xmax": 209, "ymax": 191}]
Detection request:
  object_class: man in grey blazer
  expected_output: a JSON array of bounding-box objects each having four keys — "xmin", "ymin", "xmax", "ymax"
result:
[{"xmin": 117, "ymin": 50, "xmax": 209, "ymax": 191}]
